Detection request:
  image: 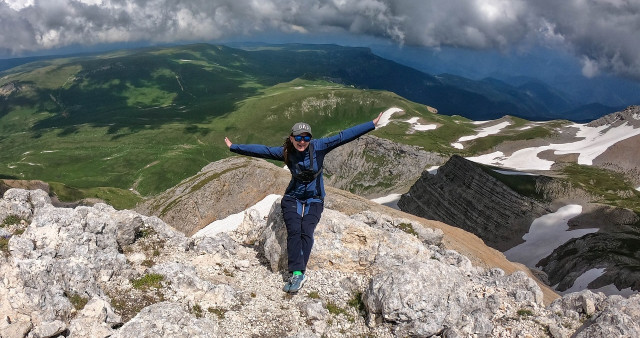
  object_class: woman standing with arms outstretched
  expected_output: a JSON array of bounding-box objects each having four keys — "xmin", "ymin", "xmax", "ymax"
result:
[{"xmin": 225, "ymin": 112, "xmax": 383, "ymax": 293}]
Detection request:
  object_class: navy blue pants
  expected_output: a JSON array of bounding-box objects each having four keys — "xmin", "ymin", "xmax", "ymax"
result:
[{"xmin": 281, "ymin": 195, "xmax": 324, "ymax": 272}]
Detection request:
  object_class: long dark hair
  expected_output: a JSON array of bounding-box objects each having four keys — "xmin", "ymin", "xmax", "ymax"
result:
[{"xmin": 283, "ymin": 136, "xmax": 295, "ymax": 166}]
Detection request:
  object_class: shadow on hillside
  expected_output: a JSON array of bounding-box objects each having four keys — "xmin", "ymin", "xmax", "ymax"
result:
[{"xmin": 20, "ymin": 53, "xmax": 261, "ymax": 136}]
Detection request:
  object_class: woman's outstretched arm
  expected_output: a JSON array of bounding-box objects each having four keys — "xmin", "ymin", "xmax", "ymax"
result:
[{"xmin": 224, "ymin": 137, "xmax": 285, "ymax": 161}]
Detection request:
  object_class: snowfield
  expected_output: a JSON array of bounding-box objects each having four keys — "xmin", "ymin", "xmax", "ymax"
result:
[
  {"xmin": 467, "ymin": 122, "xmax": 640, "ymax": 170},
  {"xmin": 194, "ymin": 194, "xmax": 281, "ymax": 238},
  {"xmin": 451, "ymin": 121, "xmax": 511, "ymax": 149},
  {"xmin": 376, "ymin": 107, "xmax": 403, "ymax": 128},
  {"xmin": 561, "ymin": 268, "xmax": 637, "ymax": 297},
  {"xmin": 504, "ymin": 205, "xmax": 597, "ymax": 268},
  {"xmin": 376, "ymin": 107, "xmax": 438, "ymax": 132},
  {"xmin": 370, "ymin": 193, "xmax": 402, "ymax": 209}
]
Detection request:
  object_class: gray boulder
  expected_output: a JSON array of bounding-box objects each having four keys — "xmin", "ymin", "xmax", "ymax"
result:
[
  {"xmin": 259, "ymin": 199, "xmax": 432, "ymax": 274},
  {"xmin": 575, "ymin": 294, "xmax": 640, "ymax": 337},
  {"xmin": 111, "ymin": 302, "xmax": 219, "ymax": 338}
]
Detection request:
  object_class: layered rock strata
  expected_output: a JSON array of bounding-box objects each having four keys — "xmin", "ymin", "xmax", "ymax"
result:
[{"xmin": 398, "ymin": 154, "xmax": 549, "ymax": 251}]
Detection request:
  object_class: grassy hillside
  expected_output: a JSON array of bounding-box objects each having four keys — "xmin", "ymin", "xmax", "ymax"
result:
[
  {"xmin": 0, "ymin": 42, "xmax": 474, "ymax": 207},
  {"xmin": 0, "ymin": 43, "xmax": 595, "ymax": 208}
]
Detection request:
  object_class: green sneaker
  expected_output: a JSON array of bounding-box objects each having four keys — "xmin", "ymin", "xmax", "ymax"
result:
[
  {"xmin": 288, "ymin": 273, "xmax": 307, "ymax": 293},
  {"xmin": 283, "ymin": 277, "xmax": 292, "ymax": 292}
]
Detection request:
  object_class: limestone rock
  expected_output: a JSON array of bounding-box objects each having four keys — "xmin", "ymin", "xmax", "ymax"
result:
[
  {"xmin": 150, "ymin": 262, "xmax": 238, "ymax": 310},
  {"xmin": 190, "ymin": 232, "xmax": 238, "ymax": 256},
  {"xmin": 111, "ymin": 302, "xmax": 219, "ymax": 338},
  {"xmin": 2, "ymin": 186, "xmax": 640, "ymax": 337},
  {"xmin": 350, "ymin": 210, "xmax": 444, "ymax": 246},
  {"xmin": 0, "ymin": 189, "xmax": 50, "ymax": 224},
  {"xmin": 233, "ymin": 208, "xmax": 267, "ymax": 244},
  {"xmin": 575, "ymin": 294, "xmax": 640, "ymax": 337},
  {"xmin": 323, "ymin": 134, "xmax": 446, "ymax": 198},
  {"xmin": 68, "ymin": 297, "xmax": 120, "ymax": 338},
  {"xmin": 364, "ymin": 262, "xmax": 543, "ymax": 337},
  {"xmin": 259, "ymin": 199, "xmax": 431, "ymax": 274},
  {"xmin": 31, "ymin": 320, "xmax": 66, "ymax": 338}
]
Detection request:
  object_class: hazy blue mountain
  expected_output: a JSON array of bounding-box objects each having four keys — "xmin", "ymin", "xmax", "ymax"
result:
[
  {"xmin": 563, "ymin": 103, "xmax": 625, "ymax": 123},
  {"xmin": 370, "ymin": 44, "xmax": 639, "ymax": 116},
  {"xmin": 3, "ymin": 43, "xmax": 628, "ymax": 122}
]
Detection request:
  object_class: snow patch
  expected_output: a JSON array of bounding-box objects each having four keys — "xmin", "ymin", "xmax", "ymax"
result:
[
  {"xmin": 452, "ymin": 121, "xmax": 511, "ymax": 148},
  {"xmin": 560, "ymin": 268, "xmax": 638, "ymax": 297},
  {"xmin": 371, "ymin": 193, "xmax": 402, "ymax": 210},
  {"xmin": 636, "ymin": 186, "xmax": 640, "ymax": 191},
  {"xmin": 404, "ymin": 117, "xmax": 437, "ymax": 131},
  {"xmin": 468, "ymin": 122, "xmax": 640, "ymax": 170},
  {"xmin": 493, "ymin": 169, "xmax": 538, "ymax": 176},
  {"xmin": 458, "ymin": 121, "xmax": 511, "ymax": 142},
  {"xmin": 561, "ymin": 268, "xmax": 606, "ymax": 294},
  {"xmin": 376, "ymin": 108, "xmax": 403, "ymax": 128},
  {"xmin": 427, "ymin": 165, "xmax": 440, "ymax": 175},
  {"xmin": 504, "ymin": 205, "xmax": 598, "ymax": 268},
  {"xmin": 193, "ymin": 194, "xmax": 281, "ymax": 238}
]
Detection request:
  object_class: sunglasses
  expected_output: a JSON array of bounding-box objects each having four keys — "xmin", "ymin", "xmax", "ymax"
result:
[{"xmin": 293, "ymin": 135, "xmax": 311, "ymax": 142}]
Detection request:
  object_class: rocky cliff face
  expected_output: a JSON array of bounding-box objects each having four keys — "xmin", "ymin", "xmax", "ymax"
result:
[
  {"xmin": 539, "ymin": 204, "xmax": 640, "ymax": 293},
  {"xmin": 588, "ymin": 106, "xmax": 640, "ymax": 186},
  {"xmin": 586, "ymin": 105, "xmax": 640, "ymax": 128},
  {"xmin": 3, "ymin": 186, "xmax": 640, "ymax": 337},
  {"xmin": 397, "ymin": 154, "xmax": 640, "ymax": 296},
  {"xmin": 323, "ymin": 135, "xmax": 446, "ymax": 198},
  {"xmin": 398, "ymin": 155, "xmax": 549, "ymax": 251},
  {"xmin": 135, "ymin": 157, "xmax": 291, "ymax": 236}
]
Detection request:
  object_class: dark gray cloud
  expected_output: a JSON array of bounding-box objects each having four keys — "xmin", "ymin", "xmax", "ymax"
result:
[{"xmin": 1, "ymin": 0, "xmax": 639, "ymax": 80}]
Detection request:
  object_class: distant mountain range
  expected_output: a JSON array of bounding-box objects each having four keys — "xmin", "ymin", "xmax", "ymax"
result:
[{"xmin": 2, "ymin": 43, "xmax": 632, "ymax": 122}]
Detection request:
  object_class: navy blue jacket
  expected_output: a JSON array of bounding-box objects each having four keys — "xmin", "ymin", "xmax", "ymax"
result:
[{"xmin": 230, "ymin": 121, "xmax": 375, "ymax": 201}]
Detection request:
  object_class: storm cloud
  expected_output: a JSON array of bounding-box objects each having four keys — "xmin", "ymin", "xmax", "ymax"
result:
[{"xmin": 1, "ymin": 0, "xmax": 639, "ymax": 80}]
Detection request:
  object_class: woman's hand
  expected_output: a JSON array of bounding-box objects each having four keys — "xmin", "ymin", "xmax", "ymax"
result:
[
  {"xmin": 224, "ymin": 137, "xmax": 232, "ymax": 148},
  {"xmin": 373, "ymin": 111, "xmax": 384, "ymax": 126}
]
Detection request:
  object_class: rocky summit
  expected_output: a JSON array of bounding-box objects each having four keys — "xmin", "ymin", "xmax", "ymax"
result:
[{"xmin": 2, "ymin": 183, "xmax": 640, "ymax": 337}]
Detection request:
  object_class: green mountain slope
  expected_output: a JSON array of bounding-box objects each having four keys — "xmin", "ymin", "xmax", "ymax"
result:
[
  {"xmin": 0, "ymin": 46, "xmax": 466, "ymax": 204},
  {"xmin": 0, "ymin": 43, "xmax": 582, "ymax": 206}
]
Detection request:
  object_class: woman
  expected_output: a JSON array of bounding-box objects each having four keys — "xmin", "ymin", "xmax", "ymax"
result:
[{"xmin": 224, "ymin": 112, "xmax": 382, "ymax": 293}]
